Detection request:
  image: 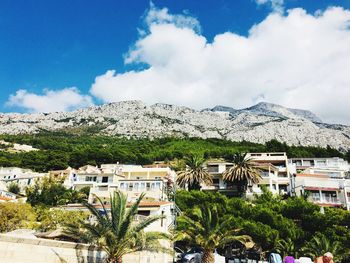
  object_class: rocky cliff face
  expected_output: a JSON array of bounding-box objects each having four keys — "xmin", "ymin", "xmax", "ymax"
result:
[{"xmin": 1, "ymin": 101, "xmax": 349, "ymax": 150}]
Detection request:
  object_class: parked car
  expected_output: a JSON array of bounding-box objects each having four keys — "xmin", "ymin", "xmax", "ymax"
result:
[{"xmin": 177, "ymin": 247, "xmax": 203, "ymax": 263}]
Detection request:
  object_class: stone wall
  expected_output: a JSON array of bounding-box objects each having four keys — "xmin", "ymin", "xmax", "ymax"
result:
[{"xmin": 0, "ymin": 234, "xmax": 172, "ymax": 263}]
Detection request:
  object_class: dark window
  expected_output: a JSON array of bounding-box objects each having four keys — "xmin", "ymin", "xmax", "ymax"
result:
[
  {"xmin": 138, "ymin": 210, "xmax": 150, "ymax": 216},
  {"xmin": 207, "ymin": 165, "xmax": 219, "ymax": 173},
  {"xmin": 213, "ymin": 179, "xmax": 220, "ymax": 185},
  {"xmin": 102, "ymin": 176, "xmax": 108, "ymax": 183}
]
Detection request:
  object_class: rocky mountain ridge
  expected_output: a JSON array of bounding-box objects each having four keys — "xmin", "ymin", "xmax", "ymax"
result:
[{"xmin": 0, "ymin": 101, "xmax": 349, "ymax": 150}]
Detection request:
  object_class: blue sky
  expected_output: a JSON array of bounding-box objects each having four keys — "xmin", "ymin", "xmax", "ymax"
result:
[{"xmin": 1, "ymin": 0, "xmax": 350, "ymax": 124}]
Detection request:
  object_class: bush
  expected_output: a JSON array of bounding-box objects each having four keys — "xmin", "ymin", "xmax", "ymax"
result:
[
  {"xmin": 7, "ymin": 182, "xmax": 20, "ymax": 194},
  {"xmin": 0, "ymin": 202, "xmax": 36, "ymax": 232}
]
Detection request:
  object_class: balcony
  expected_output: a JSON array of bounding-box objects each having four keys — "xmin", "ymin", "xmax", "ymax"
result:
[{"xmin": 310, "ymin": 195, "xmax": 341, "ymax": 205}]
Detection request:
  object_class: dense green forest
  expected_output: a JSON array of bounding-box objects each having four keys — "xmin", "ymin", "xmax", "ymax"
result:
[{"xmin": 0, "ymin": 132, "xmax": 349, "ymax": 172}]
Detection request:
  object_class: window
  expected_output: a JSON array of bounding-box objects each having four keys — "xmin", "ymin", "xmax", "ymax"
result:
[
  {"xmin": 316, "ymin": 160, "xmax": 326, "ymax": 167},
  {"xmin": 140, "ymin": 182, "xmax": 146, "ymax": 190},
  {"xmin": 120, "ymin": 183, "xmax": 128, "ymax": 190},
  {"xmin": 102, "ymin": 176, "xmax": 108, "ymax": 183},
  {"xmin": 310, "ymin": 191, "xmax": 320, "ymax": 201},
  {"xmin": 138, "ymin": 210, "xmax": 150, "ymax": 216},
  {"xmin": 207, "ymin": 165, "xmax": 219, "ymax": 173},
  {"xmin": 151, "ymin": 182, "xmax": 161, "ymax": 190},
  {"xmin": 261, "ymin": 171, "xmax": 269, "ymax": 177},
  {"xmin": 322, "ymin": 191, "xmax": 337, "ymax": 203}
]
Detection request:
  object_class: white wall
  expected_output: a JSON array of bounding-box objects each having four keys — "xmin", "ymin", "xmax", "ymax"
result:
[{"xmin": 0, "ymin": 234, "xmax": 173, "ymax": 263}]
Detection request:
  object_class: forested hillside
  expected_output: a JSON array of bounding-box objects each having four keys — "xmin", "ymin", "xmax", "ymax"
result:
[{"xmin": 0, "ymin": 132, "xmax": 348, "ymax": 172}]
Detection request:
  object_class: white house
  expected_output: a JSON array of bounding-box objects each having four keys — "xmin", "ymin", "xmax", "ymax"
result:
[{"xmin": 0, "ymin": 167, "xmax": 47, "ymax": 193}]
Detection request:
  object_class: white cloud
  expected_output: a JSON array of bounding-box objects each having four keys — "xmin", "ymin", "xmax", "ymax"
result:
[
  {"xmin": 7, "ymin": 87, "xmax": 94, "ymax": 113},
  {"xmin": 90, "ymin": 6, "xmax": 350, "ymax": 124},
  {"xmin": 144, "ymin": 3, "xmax": 200, "ymax": 32},
  {"xmin": 256, "ymin": 0, "xmax": 285, "ymax": 14}
]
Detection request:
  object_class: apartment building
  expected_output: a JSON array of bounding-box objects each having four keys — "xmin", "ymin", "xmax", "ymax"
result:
[
  {"xmin": 289, "ymin": 157, "xmax": 349, "ymax": 178},
  {"xmin": 288, "ymin": 157, "xmax": 350, "ymax": 210},
  {"xmin": 293, "ymin": 173, "xmax": 350, "ymax": 210},
  {"xmin": 66, "ymin": 164, "xmax": 175, "ymax": 204},
  {"xmin": 203, "ymin": 152, "xmax": 292, "ymax": 197},
  {"xmin": 246, "ymin": 152, "xmax": 291, "ymax": 194}
]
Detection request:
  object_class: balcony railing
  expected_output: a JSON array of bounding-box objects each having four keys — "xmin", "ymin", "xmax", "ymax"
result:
[{"xmin": 311, "ymin": 196, "xmax": 340, "ymax": 204}]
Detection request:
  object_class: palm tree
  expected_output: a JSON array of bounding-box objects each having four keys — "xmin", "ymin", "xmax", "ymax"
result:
[
  {"xmin": 65, "ymin": 191, "xmax": 171, "ymax": 263},
  {"xmin": 58, "ymin": 188, "xmax": 87, "ymax": 205},
  {"xmin": 222, "ymin": 153, "xmax": 262, "ymax": 196},
  {"xmin": 176, "ymin": 205, "xmax": 252, "ymax": 263},
  {"xmin": 275, "ymin": 238, "xmax": 299, "ymax": 258},
  {"xmin": 176, "ymin": 154, "xmax": 212, "ymax": 191},
  {"xmin": 301, "ymin": 234, "xmax": 347, "ymax": 262}
]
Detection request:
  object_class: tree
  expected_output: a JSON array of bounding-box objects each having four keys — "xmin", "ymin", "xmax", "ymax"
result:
[
  {"xmin": 176, "ymin": 205, "xmax": 251, "ymax": 263},
  {"xmin": 26, "ymin": 176, "xmax": 72, "ymax": 206},
  {"xmin": 176, "ymin": 155, "xmax": 212, "ymax": 190},
  {"xmin": 222, "ymin": 153, "xmax": 262, "ymax": 196},
  {"xmin": 58, "ymin": 188, "xmax": 88, "ymax": 205},
  {"xmin": 0, "ymin": 202, "xmax": 36, "ymax": 232},
  {"xmin": 7, "ymin": 182, "xmax": 20, "ymax": 194},
  {"xmin": 275, "ymin": 238, "xmax": 299, "ymax": 258},
  {"xmin": 163, "ymin": 175, "xmax": 175, "ymax": 201},
  {"xmin": 35, "ymin": 207, "xmax": 88, "ymax": 232},
  {"xmin": 301, "ymin": 233, "xmax": 347, "ymax": 262},
  {"xmin": 65, "ymin": 191, "xmax": 171, "ymax": 263}
]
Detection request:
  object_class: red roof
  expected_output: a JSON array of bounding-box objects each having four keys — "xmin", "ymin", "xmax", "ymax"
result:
[{"xmin": 0, "ymin": 196, "xmax": 13, "ymax": 201}]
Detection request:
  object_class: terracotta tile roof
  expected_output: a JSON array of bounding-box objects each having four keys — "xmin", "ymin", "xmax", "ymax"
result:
[{"xmin": 0, "ymin": 196, "xmax": 13, "ymax": 201}]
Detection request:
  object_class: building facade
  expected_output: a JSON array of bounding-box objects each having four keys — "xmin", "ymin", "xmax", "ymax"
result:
[
  {"xmin": 0, "ymin": 167, "xmax": 47, "ymax": 193},
  {"xmin": 203, "ymin": 152, "xmax": 293, "ymax": 197},
  {"xmin": 289, "ymin": 157, "xmax": 350, "ymax": 210}
]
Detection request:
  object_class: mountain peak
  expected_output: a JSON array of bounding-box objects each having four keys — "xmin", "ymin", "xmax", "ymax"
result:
[{"xmin": 206, "ymin": 101, "xmax": 322, "ymax": 122}]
